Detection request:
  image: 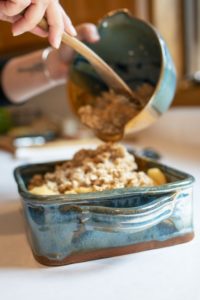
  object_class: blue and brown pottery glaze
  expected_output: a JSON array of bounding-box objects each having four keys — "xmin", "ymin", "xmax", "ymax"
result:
[
  {"xmin": 68, "ymin": 9, "xmax": 177, "ymax": 135},
  {"xmin": 14, "ymin": 155, "xmax": 194, "ymax": 266}
]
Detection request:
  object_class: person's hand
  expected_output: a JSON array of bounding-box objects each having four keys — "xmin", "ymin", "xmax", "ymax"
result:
[
  {"xmin": 0, "ymin": 0, "xmax": 76, "ymax": 48},
  {"xmin": 46, "ymin": 23, "xmax": 100, "ymax": 83}
]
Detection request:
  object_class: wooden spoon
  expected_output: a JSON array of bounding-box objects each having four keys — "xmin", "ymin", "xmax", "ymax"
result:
[{"xmin": 38, "ymin": 18, "xmax": 136, "ymax": 99}]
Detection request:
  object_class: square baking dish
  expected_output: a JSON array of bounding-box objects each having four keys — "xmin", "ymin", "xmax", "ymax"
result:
[{"xmin": 14, "ymin": 155, "xmax": 194, "ymax": 266}]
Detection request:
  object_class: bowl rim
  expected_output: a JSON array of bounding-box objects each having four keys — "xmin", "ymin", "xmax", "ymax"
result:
[{"xmin": 14, "ymin": 155, "xmax": 195, "ymax": 205}]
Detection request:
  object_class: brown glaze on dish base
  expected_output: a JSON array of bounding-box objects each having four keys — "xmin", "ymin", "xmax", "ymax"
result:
[{"xmin": 34, "ymin": 233, "xmax": 194, "ymax": 266}]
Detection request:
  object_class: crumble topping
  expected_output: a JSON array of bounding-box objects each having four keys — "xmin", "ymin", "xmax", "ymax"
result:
[{"xmin": 28, "ymin": 143, "xmax": 162, "ymax": 195}]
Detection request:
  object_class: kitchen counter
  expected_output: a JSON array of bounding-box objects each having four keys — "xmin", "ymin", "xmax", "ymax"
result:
[{"xmin": 0, "ymin": 107, "xmax": 199, "ymax": 300}]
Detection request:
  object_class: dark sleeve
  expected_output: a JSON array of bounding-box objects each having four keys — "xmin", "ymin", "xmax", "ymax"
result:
[{"xmin": 0, "ymin": 58, "xmax": 13, "ymax": 106}]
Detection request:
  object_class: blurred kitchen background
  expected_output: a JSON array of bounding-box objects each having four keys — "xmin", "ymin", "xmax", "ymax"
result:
[{"xmin": 0, "ymin": 0, "xmax": 199, "ymax": 145}]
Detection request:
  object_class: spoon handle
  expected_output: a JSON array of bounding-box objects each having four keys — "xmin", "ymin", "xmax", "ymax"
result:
[{"xmin": 38, "ymin": 18, "xmax": 134, "ymax": 97}]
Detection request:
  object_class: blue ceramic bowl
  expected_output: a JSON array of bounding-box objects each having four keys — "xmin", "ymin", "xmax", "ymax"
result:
[
  {"xmin": 14, "ymin": 155, "xmax": 194, "ymax": 266},
  {"xmin": 68, "ymin": 9, "xmax": 177, "ymax": 134}
]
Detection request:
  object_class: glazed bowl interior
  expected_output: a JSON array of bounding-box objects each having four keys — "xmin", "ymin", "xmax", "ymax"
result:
[
  {"xmin": 69, "ymin": 10, "xmax": 162, "ymax": 96},
  {"xmin": 67, "ymin": 10, "xmax": 176, "ymax": 136}
]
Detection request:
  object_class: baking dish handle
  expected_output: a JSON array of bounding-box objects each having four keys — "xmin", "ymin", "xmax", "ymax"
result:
[{"xmin": 79, "ymin": 193, "xmax": 176, "ymax": 233}]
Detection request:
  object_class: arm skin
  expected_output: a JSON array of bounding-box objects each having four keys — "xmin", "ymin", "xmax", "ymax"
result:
[{"xmin": 0, "ymin": 23, "xmax": 99, "ymax": 104}]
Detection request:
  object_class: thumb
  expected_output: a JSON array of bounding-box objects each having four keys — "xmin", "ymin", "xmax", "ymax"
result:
[{"xmin": 76, "ymin": 23, "xmax": 100, "ymax": 43}]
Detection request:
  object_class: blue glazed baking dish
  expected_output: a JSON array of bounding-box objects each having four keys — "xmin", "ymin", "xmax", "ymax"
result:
[{"xmin": 14, "ymin": 155, "xmax": 194, "ymax": 266}]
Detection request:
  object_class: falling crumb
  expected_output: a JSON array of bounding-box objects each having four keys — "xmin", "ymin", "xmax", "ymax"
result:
[{"xmin": 78, "ymin": 85, "xmax": 154, "ymax": 141}]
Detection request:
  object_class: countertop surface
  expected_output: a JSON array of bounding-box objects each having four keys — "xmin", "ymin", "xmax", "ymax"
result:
[{"xmin": 0, "ymin": 107, "xmax": 199, "ymax": 300}]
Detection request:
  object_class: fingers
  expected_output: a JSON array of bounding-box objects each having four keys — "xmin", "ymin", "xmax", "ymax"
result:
[
  {"xmin": 46, "ymin": 3, "xmax": 77, "ymax": 49},
  {"xmin": 0, "ymin": 2, "xmax": 97, "ymax": 51},
  {"xmin": 0, "ymin": 1, "xmax": 77, "ymax": 49},
  {"xmin": 0, "ymin": 13, "xmax": 19, "ymax": 23},
  {"xmin": 60, "ymin": 6, "xmax": 77, "ymax": 36},
  {"xmin": 76, "ymin": 23, "xmax": 100, "ymax": 43},
  {"xmin": 45, "ymin": 2, "xmax": 64, "ymax": 49},
  {"xmin": 30, "ymin": 26, "xmax": 48, "ymax": 38},
  {"xmin": 11, "ymin": 1, "xmax": 77, "ymax": 49},
  {"xmin": 12, "ymin": 1, "xmax": 48, "ymax": 36},
  {"xmin": 0, "ymin": 0, "xmax": 31, "ymax": 16}
]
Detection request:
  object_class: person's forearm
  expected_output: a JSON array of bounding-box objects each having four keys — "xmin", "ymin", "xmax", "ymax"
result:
[{"xmin": 1, "ymin": 48, "xmax": 67, "ymax": 104}]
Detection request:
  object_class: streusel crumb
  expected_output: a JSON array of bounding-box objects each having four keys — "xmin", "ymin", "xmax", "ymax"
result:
[{"xmin": 28, "ymin": 143, "xmax": 163, "ymax": 196}]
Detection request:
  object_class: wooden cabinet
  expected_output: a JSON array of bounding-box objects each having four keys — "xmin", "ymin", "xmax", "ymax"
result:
[
  {"xmin": 0, "ymin": 0, "xmax": 149, "ymax": 56},
  {"xmin": 61, "ymin": 0, "xmax": 138, "ymax": 24},
  {"xmin": 0, "ymin": 0, "xmax": 199, "ymax": 105},
  {"xmin": 0, "ymin": 21, "xmax": 47, "ymax": 56},
  {"xmin": 0, "ymin": 0, "xmax": 182, "ymax": 74}
]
